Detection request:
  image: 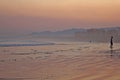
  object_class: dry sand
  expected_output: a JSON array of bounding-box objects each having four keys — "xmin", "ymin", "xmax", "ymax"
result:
[{"xmin": 0, "ymin": 42, "xmax": 120, "ymax": 80}]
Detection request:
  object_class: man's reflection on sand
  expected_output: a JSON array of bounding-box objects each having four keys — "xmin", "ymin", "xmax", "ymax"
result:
[
  {"xmin": 110, "ymin": 49, "xmax": 114, "ymax": 58},
  {"xmin": 109, "ymin": 49, "xmax": 120, "ymax": 59}
]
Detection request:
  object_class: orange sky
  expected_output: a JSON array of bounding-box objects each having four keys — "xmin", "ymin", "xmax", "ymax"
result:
[{"xmin": 0, "ymin": 0, "xmax": 120, "ymax": 34}]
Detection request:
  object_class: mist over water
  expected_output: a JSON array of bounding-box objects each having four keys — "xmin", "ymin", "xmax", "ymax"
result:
[{"xmin": 1, "ymin": 27, "xmax": 120, "ymax": 47}]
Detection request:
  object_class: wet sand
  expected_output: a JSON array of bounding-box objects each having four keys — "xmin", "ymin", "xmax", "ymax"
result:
[{"xmin": 0, "ymin": 42, "xmax": 120, "ymax": 80}]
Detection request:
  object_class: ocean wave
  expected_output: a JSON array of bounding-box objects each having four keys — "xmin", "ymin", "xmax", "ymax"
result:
[{"xmin": 0, "ymin": 43, "xmax": 55, "ymax": 47}]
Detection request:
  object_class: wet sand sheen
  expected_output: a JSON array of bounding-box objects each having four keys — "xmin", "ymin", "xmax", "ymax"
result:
[{"xmin": 0, "ymin": 42, "xmax": 120, "ymax": 80}]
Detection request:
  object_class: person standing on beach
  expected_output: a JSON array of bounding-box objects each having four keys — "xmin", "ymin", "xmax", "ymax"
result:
[{"xmin": 110, "ymin": 36, "xmax": 113, "ymax": 49}]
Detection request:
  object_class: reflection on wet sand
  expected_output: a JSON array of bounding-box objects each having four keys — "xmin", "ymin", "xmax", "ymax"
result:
[
  {"xmin": 0, "ymin": 42, "xmax": 120, "ymax": 80},
  {"xmin": 109, "ymin": 49, "xmax": 120, "ymax": 59}
]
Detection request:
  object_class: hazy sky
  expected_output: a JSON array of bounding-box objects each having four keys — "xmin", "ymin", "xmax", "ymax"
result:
[{"xmin": 0, "ymin": 0, "xmax": 120, "ymax": 34}]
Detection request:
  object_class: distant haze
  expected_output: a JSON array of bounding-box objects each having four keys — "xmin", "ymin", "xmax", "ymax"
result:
[{"xmin": 0, "ymin": 0, "xmax": 120, "ymax": 35}]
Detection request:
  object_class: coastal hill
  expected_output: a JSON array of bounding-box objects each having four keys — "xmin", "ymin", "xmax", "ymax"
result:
[
  {"xmin": 30, "ymin": 27, "xmax": 120, "ymax": 42},
  {"xmin": 75, "ymin": 27, "xmax": 120, "ymax": 42}
]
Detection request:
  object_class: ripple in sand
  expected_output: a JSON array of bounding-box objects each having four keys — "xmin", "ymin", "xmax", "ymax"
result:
[{"xmin": 0, "ymin": 78, "xmax": 31, "ymax": 80}]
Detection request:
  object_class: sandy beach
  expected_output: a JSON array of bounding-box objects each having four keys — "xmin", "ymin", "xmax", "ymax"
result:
[{"xmin": 0, "ymin": 42, "xmax": 120, "ymax": 80}]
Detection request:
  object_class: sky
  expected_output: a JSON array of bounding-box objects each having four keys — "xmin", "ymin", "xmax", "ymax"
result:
[{"xmin": 0, "ymin": 0, "xmax": 120, "ymax": 35}]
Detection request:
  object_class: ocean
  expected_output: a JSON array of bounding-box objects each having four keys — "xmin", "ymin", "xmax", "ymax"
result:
[{"xmin": 0, "ymin": 38, "xmax": 55, "ymax": 47}]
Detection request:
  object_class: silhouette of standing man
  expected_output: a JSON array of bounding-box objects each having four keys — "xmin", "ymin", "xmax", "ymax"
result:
[{"xmin": 110, "ymin": 36, "xmax": 113, "ymax": 49}]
